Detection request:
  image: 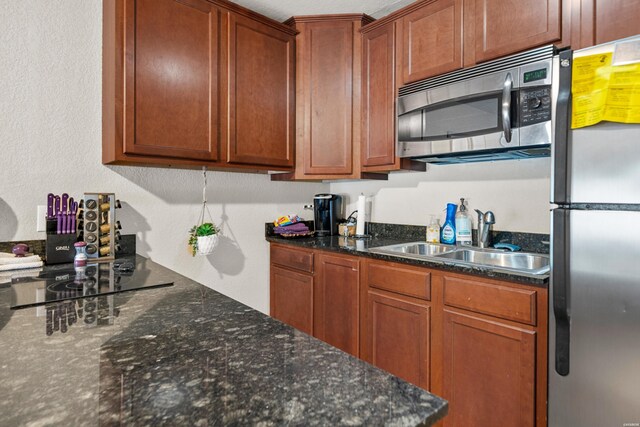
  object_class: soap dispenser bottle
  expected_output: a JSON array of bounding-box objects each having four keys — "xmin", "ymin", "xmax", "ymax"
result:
[
  {"xmin": 426, "ymin": 215, "xmax": 440, "ymax": 243},
  {"xmin": 455, "ymin": 198, "xmax": 472, "ymax": 246},
  {"xmin": 441, "ymin": 203, "xmax": 457, "ymax": 245}
]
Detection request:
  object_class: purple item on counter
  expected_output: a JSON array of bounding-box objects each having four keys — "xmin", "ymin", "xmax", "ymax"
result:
[
  {"xmin": 47, "ymin": 193, "xmax": 54, "ymax": 219},
  {"xmin": 274, "ymin": 223, "xmax": 310, "ymax": 234},
  {"xmin": 12, "ymin": 243, "xmax": 30, "ymax": 257},
  {"xmin": 70, "ymin": 201, "xmax": 78, "ymax": 234}
]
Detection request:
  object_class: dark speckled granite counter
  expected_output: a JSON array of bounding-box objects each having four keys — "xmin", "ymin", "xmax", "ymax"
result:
[
  {"xmin": 266, "ymin": 234, "xmax": 549, "ymax": 287},
  {"xmin": 0, "ymin": 255, "xmax": 447, "ymax": 426}
]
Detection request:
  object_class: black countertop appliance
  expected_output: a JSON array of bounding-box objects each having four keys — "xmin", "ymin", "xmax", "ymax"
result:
[{"xmin": 313, "ymin": 194, "xmax": 342, "ymax": 236}]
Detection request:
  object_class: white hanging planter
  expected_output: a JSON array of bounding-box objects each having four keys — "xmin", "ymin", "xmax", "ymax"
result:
[
  {"xmin": 197, "ymin": 234, "xmax": 219, "ymax": 256},
  {"xmin": 188, "ymin": 167, "xmax": 222, "ymax": 257}
]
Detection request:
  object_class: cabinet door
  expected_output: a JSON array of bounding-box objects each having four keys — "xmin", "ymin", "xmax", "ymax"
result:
[
  {"xmin": 270, "ymin": 266, "xmax": 313, "ymax": 335},
  {"xmin": 362, "ymin": 23, "xmax": 397, "ymax": 168},
  {"xmin": 584, "ymin": 0, "xmax": 640, "ymax": 47},
  {"xmin": 399, "ymin": 0, "xmax": 463, "ymax": 84},
  {"xmin": 315, "ymin": 254, "xmax": 360, "ymax": 356},
  {"xmin": 123, "ymin": 0, "xmax": 220, "ymax": 161},
  {"xmin": 366, "ymin": 291, "xmax": 430, "ymax": 389},
  {"xmin": 442, "ymin": 310, "xmax": 536, "ymax": 427},
  {"xmin": 300, "ymin": 21, "xmax": 355, "ymax": 175},
  {"xmin": 470, "ymin": 0, "xmax": 562, "ymax": 63},
  {"xmin": 227, "ymin": 13, "xmax": 295, "ymax": 167}
]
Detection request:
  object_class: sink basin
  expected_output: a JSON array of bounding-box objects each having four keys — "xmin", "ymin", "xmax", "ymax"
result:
[
  {"xmin": 368, "ymin": 242, "xmax": 549, "ymax": 276},
  {"xmin": 369, "ymin": 242, "xmax": 456, "ymax": 257},
  {"xmin": 436, "ymin": 249, "xmax": 549, "ymax": 274}
]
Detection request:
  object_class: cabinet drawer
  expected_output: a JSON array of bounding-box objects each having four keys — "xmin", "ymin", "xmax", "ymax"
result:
[
  {"xmin": 271, "ymin": 245, "xmax": 314, "ymax": 273},
  {"xmin": 368, "ymin": 262, "xmax": 431, "ymax": 300},
  {"xmin": 443, "ymin": 276, "xmax": 537, "ymax": 325}
]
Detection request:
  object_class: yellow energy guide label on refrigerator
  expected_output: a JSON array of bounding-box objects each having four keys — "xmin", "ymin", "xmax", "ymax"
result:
[{"xmin": 572, "ymin": 51, "xmax": 640, "ymax": 129}]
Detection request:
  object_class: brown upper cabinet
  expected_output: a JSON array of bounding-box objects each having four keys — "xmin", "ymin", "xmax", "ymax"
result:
[
  {"xmin": 225, "ymin": 13, "xmax": 295, "ymax": 167},
  {"xmin": 271, "ymin": 15, "xmax": 388, "ymax": 181},
  {"xmin": 103, "ymin": 0, "xmax": 295, "ymax": 171},
  {"xmin": 362, "ymin": 23, "xmax": 397, "ymax": 168},
  {"xmin": 570, "ymin": 0, "xmax": 640, "ymax": 49},
  {"xmin": 390, "ymin": 0, "xmax": 563, "ymax": 85},
  {"xmin": 360, "ymin": 21, "xmax": 427, "ymax": 172},
  {"xmin": 467, "ymin": 0, "xmax": 562, "ymax": 64},
  {"xmin": 398, "ymin": 0, "xmax": 464, "ymax": 85}
]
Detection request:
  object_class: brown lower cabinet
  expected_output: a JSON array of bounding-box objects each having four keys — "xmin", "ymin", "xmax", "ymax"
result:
[
  {"xmin": 269, "ymin": 244, "xmax": 360, "ymax": 357},
  {"xmin": 270, "ymin": 243, "xmax": 548, "ymax": 426},
  {"xmin": 314, "ymin": 253, "xmax": 360, "ymax": 356},
  {"xmin": 366, "ymin": 291, "xmax": 431, "ymax": 389},
  {"xmin": 442, "ymin": 309, "xmax": 536, "ymax": 427},
  {"xmin": 270, "ymin": 266, "xmax": 314, "ymax": 335}
]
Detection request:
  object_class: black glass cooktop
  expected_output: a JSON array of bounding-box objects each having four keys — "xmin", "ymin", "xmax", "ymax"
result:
[{"xmin": 10, "ymin": 259, "xmax": 173, "ymax": 309}]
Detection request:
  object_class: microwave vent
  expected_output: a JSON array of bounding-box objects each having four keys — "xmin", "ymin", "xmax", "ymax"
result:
[{"xmin": 413, "ymin": 146, "xmax": 551, "ymax": 164}]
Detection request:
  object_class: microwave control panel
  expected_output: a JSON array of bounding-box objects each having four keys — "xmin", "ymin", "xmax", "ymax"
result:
[{"xmin": 519, "ymin": 86, "xmax": 552, "ymax": 126}]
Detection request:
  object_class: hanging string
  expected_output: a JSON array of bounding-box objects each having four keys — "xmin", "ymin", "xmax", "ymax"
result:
[
  {"xmin": 198, "ymin": 166, "xmax": 213, "ymax": 226},
  {"xmin": 202, "ymin": 166, "xmax": 207, "ymax": 205}
]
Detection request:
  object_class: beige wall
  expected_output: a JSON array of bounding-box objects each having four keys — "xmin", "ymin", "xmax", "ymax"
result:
[{"xmin": 330, "ymin": 159, "xmax": 551, "ymax": 234}]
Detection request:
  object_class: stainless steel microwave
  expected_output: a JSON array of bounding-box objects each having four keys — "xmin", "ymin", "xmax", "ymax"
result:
[{"xmin": 397, "ymin": 46, "xmax": 561, "ymax": 164}]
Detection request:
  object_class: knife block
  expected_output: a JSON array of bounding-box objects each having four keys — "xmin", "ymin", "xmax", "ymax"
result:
[{"xmin": 45, "ymin": 233, "xmax": 77, "ymax": 265}]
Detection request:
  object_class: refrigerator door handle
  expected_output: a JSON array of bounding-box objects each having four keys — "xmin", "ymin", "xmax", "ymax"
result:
[
  {"xmin": 553, "ymin": 49, "xmax": 572, "ymax": 204},
  {"xmin": 553, "ymin": 209, "xmax": 571, "ymax": 376}
]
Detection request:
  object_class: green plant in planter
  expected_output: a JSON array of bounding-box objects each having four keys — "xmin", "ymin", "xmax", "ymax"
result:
[{"xmin": 188, "ymin": 222, "xmax": 220, "ymax": 256}]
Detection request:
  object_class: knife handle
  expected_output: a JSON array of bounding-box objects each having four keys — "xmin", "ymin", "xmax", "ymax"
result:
[
  {"xmin": 47, "ymin": 193, "xmax": 54, "ymax": 219},
  {"xmin": 61, "ymin": 193, "xmax": 69, "ymax": 214}
]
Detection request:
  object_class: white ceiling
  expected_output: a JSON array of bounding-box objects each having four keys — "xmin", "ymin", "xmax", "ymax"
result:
[{"xmin": 231, "ymin": 0, "xmax": 416, "ymax": 22}]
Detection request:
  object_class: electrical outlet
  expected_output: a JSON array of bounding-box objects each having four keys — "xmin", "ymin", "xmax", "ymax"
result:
[{"xmin": 36, "ymin": 205, "xmax": 47, "ymax": 232}]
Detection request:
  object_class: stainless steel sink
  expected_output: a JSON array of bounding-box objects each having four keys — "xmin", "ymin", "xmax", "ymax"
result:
[
  {"xmin": 436, "ymin": 249, "xmax": 549, "ymax": 274},
  {"xmin": 368, "ymin": 241, "xmax": 549, "ymax": 276},
  {"xmin": 368, "ymin": 242, "xmax": 456, "ymax": 257}
]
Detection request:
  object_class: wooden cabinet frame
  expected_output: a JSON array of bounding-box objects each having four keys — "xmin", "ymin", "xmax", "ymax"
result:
[{"xmin": 103, "ymin": 0, "xmax": 296, "ymax": 171}]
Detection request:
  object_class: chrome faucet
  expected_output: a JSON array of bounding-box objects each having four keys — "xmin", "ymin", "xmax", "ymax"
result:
[{"xmin": 475, "ymin": 209, "xmax": 496, "ymax": 248}]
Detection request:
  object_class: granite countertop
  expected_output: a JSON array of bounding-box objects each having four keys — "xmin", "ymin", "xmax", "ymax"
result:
[
  {"xmin": 266, "ymin": 234, "xmax": 549, "ymax": 287},
  {"xmin": 0, "ymin": 255, "xmax": 447, "ymax": 426}
]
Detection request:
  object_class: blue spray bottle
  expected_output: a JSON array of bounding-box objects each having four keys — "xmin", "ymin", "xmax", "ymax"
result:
[{"xmin": 440, "ymin": 203, "xmax": 457, "ymax": 245}]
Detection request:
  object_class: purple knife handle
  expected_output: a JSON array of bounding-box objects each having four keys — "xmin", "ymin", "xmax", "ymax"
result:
[
  {"xmin": 56, "ymin": 213, "xmax": 62, "ymax": 234},
  {"xmin": 47, "ymin": 194, "xmax": 54, "ymax": 219},
  {"xmin": 54, "ymin": 196, "xmax": 61, "ymax": 216},
  {"xmin": 61, "ymin": 193, "xmax": 69, "ymax": 214},
  {"xmin": 67, "ymin": 198, "xmax": 75, "ymax": 233},
  {"xmin": 71, "ymin": 201, "xmax": 78, "ymax": 234}
]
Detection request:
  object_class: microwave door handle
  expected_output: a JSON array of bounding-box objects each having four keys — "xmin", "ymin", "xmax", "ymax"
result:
[{"xmin": 501, "ymin": 73, "xmax": 513, "ymax": 143}]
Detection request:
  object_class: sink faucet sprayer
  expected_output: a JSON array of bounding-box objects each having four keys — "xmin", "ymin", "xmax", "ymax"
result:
[{"xmin": 474, "ymin": 209, "xmax": 495, "ymax": 248}]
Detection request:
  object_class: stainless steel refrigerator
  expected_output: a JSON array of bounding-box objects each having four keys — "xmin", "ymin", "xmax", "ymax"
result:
[{"xmin": 549, "ymin": 36, "xmax": 640, "ymax": 426}]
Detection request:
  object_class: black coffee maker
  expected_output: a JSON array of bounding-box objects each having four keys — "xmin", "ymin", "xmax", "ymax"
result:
[{"xmin": 313, "ymin": 194, "xmax": 342, "ymax": 236}]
